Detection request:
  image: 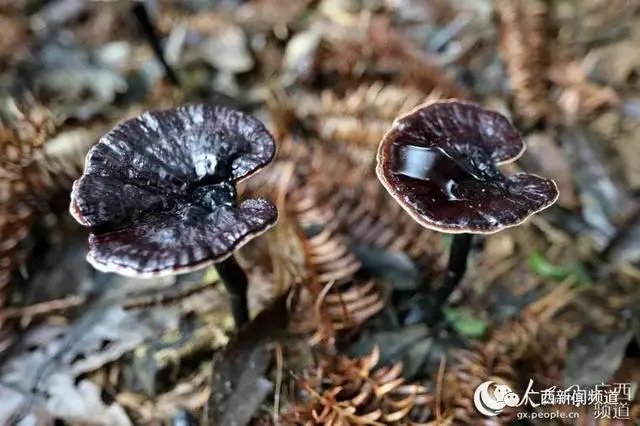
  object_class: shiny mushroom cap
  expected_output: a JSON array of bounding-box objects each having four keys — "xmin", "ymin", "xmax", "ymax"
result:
[
  {"xmin": 376, "ymin": 100, "xmax": 558, "ymax": 234},
  {"xmin": 70, "ymin": 104, "xmax": 278, "ymax": 277}
]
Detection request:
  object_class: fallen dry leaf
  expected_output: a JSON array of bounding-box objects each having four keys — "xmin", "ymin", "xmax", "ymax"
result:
[
  {"xmin": 207, "ymin": 295, "xmax": 288, "ymax": 426},
  {"xmin": 549, "ymin": 59, "xmax": 620, "ymax": 120}
]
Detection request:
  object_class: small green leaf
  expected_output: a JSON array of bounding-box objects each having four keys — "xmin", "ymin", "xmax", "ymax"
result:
[
  {"xmin": 443, "ymin": 307, "xmax": 487, "ymax": 337},
  {"xmin": 528, "ymin": 251, "xmax": 592, "ymax": 287},
  {"xmin": 567, "ymin": 263, "xmax": 593, "ymax": 287},
  {"xmin": 528, "ymin": 251, "xmax": 569, "ymax": 279}
]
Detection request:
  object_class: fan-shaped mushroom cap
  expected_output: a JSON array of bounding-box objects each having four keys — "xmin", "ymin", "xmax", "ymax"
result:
[
  {"xmin": 376, "ymin": 100, "xmax": 558, "ymax": 234},
  {"xmin": 70, "ymin": 104, "xmax": 278, "ymax": 277}
]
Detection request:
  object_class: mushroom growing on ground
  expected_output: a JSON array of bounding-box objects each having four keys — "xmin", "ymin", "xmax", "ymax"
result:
[
  {"xmin": 70, "ymin": 104, "xmax": 278, "ymax": 328},
  {"xmin": 376, "ymin": 100, "xmax": 559, "ymax": 325}
]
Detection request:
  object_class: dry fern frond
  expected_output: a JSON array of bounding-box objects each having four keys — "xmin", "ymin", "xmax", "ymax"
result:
[
  {"xmin": 365, "ymin": 14, "xmax": 468, "ymax": 99},
  {"xmin": 296, "ymin": 83, "xmax": 442, "ymax": 150},
  {"xmin": 487, "ymin": 315, "xmax": 569, "ymax": 389},
  {"xmin": 0, "ymin": 198, "xmax": 31, "ymax": 352},
  {"xmin": 294, "ymin": 183, "xmax": 445, "ymax": 284},
  {"xmin": 443, "ymin": 341, "xmax": 519, "ymax": 425},
  {"xmin": 0, "ymin": 93, "xmax": 58, "ymax": 352},
  {"xmin": 285, "ymin": 347, "xmax": 438, "ymax": 425},
  {"xmin": 251, "ymin": 88, "xmax": 378, "ymax": 199},
  {"xmin": 286, "ymin": 186, "xmax": 384, "ymax": 345},
  {"xmin": 0, "ymin": 91, "xmax": 70, "ymax": 279},
  {"xmin": 290, "ymin": 279, "xmax": 385, "ymax": 347},
  {"xmin": 443, "ymin": 286, "xmax": 574, "ymax": 425},
  {"xmin": 311, "ymin": 14, "xmax": 468, "ymax": 99},
  {"xmin": 243, "ymin": 92, "xmax": 315, "ymax": 198},
  {"xmin": 0, "ymin": 122, "xmax": 97, "ymax": 354},
  {"xmin": 399, "ymin": 59, "xmax": 468, "ymax": 103},
  {"xmin": 244, "ymin": 98, "xmax": 386, "ymax": 334},
  {"xmin": 0, "ymin": 92, "xmax": 57, "ymax": 174},
  {"xmin": 315, "ymin": 117, "xmax": 391, "ymax": 151},
  {"xmin": 299, "ymin": 226, "xmax": 360, "ymax": 285},
  {"xmin": 489, "ymin": 282, "xmax": 576, "ymax": 367},
  {"xmin": 325, "ymin": 186, "xmax": 443, "ymax": 262},
  {"xmin": 299, "ymin": 83, "xmax": 437, "ymax": 122},
  {"xmin": 494, "ymin": 0, "xmax": 550, "ymax": 123},
  {"xmin": 23, "ymin": 128, "xmax": 96, "ymax": 194},
  {"xmin": 488, "ymin": 312, "xmax": 567, "ymax": 361},
  {"xmin": 0, "ymin": 220, "xmax": 32, "ymax": 350},
  {"xmin": 242, "ymin": 199, "xmax": 307, "ymax": 313}
]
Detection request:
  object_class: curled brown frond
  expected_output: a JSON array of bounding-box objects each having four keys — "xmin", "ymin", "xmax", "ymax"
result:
[
  {"xmin": 443, "ymin": 341, "xmax": 519, "ymax": 426},
  {"xmin": 253, "ymin": 85, "xmax": 390, "ymax": 197},
  {"xmin": 488, "ymin": 316, "xmax": 568, "ymax": 389},
  {"xmin": 495, "ymin": 0, "xmax": 551, "ymax": 123},
  {"xmin": 0, "ymin": 197, "xmax": 31, "ymax": 352},
  {"xmin": 284, "ymin": 347, "xmax": 438, "ymax": 425},
  {"xmin": 298, "ymin": 225, "xmax": 360, "ymax": 286},
  {"xmin": 299, "ymin": 83, "xmax": 438, "ymax": 122},
  {"xmin": 0, "ymin": 126, "xmax": 97, "ymax": 258},
  {"xmin": 443, "ymin": 288, "xmax": 573, "ymax": 425},
  {"xmin": 243, "ymin": 204, "xmax": 307, "ymax": 313},
  {"xmin": 296, "ymin": 83, "xmax": 442, "ymax": 149},
  {"xmin": 0, "ymin": 93, "xmax": 98, "ymax": 353},
  {"xmin": 365, "ymin": 14, "xmax": 468, "ymax": 99},
  {"xmin": 242, "ymin": 96, "xmax": 388, "ymax": 344},
  {"xmin": 286, "ymin": 186, "xmax": 384, "ymax": 345},
  {"xmin": 489, "ymin": 282, "xmax": 575, "ymax": 371},
  {"xmin": 0, "ymin": 91, "xmax": 57, "ymax": 174},
  {"xmin": 23, "ymin": 128, "xmax": 96, "ymax": 194},
  {"xmin": 308, "ymin": 14, "xmax": 468, "ymax": 99},
  {"xmin": 290, "ymin": 182, "xmax": 445, "ymax": 287},
  {"xmin": 290, "ymin": 279, "xmax": 385, "ymax": 347},
  {"xmin": 0, "ymin": 93, "xmax": 58, "ymax": 351},
  {"xmin": 325, "ymin": 186, "xmax": 444, "ymax": 263}
]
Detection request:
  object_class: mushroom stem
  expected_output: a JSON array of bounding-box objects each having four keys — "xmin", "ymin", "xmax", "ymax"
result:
[
  {"xmin": 427, "ymin": 233, "xmax": 473, "ymax": 325},
  {"xmin": 215, "ymin": 256, "xmax": 250, "ymax": 329},
  {"xmin": 132, "ymin": 0, "xmax": 181, "ymax": 87}
]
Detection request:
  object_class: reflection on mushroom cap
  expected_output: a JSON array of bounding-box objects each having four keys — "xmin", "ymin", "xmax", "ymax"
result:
[
  {"xmin": 376, "ymin": 100, "xmax": 559, "ymax": 234},
  {"xmin": 70, "ymin": 104, "xmax": 278, "ymax": 277}
]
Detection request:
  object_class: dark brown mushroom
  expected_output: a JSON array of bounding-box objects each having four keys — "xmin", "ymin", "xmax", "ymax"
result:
[
  {"xmin": 70, "ymin": 104, "xmax": 278, "ymax": 328},
  {"xmin": 376, "ymin": 100, "xmax": 558, "ymax": 324}
]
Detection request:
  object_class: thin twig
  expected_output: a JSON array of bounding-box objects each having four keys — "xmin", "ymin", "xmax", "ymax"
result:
[
  {"xmin": 272, "ymin": 342, "xmax": 284, "ymax": 425},
  {"xmin": 4, "ymin": 295, "xmax": 86, "ymax": 320},
  {"xmin": 122, "ymin": 280, "xmax": 214, "ymax": 309},
  {"xmin": 435, "ymin": 354, "xmax": 446, "ymax": 425}
]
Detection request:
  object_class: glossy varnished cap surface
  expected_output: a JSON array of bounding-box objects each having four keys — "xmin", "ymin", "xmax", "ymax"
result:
[
  {"xmin": 376, "ymin": 100, "xmax": 559, "ymax": 234},
  {"xmin": 70, "ymin": 104, "xmax": 278, "ymax": 277}
]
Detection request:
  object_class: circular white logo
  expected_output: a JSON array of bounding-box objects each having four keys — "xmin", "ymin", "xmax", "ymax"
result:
[{"xmin": 473, "ymin": 381, "xmax": 521, "ymax": 416}]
